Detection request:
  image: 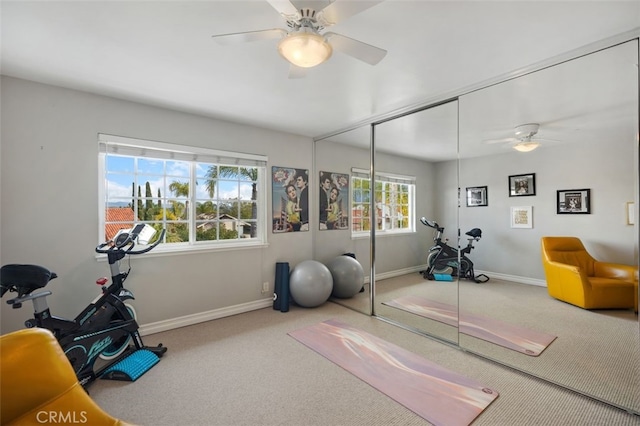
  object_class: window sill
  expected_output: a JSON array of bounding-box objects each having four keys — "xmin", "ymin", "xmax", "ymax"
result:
[
  {"xmin": 95, "ymin": 240, "xmax": 269, "ymax": 262},
  {"xmin": 351, "ymin": 230, "xmax": 416, "ymax": 240}
]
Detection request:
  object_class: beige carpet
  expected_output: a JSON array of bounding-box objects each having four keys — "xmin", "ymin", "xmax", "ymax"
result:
[{"xmin": 90, "ymin": 301, "xmax": 640, "ymax": 425}]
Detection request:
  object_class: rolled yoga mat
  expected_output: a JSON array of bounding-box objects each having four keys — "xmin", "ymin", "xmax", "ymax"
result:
[{"xmin": 273, "ymin": 262, "xmax": 290, "ymax": 312}]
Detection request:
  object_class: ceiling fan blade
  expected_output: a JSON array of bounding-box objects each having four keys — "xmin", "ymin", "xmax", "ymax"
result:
[
  {"xmin": 289, "ymin": 1, "xmax": 333, "ymax": 13},
  {"xmin": 483, "ymin": 137, "xmax": 516, "ymax": 144},
  {"xmin": 534, "ymin": 136, "xmax": 561, "ymax": 143},
  {"xmin": 212, "ymin": 29, "xmax": 287, "ymax": 45},
  {"xmin": 265, "ymin": 0, "xmax": 299, "ymax": 19},
  {"xmin": 324, "ymin": 32, "xmax": 386, "ymax": 65},
  {"xmin": 318, "ymin": 1, "xmax": 384, "ymax": 26}
]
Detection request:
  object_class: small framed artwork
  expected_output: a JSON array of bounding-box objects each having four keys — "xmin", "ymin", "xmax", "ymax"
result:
[
  {"xmin": 466, "ymin": 186, "xmax": 488, "ymax": 207},
  {"xmin": 626, "ymin": 202, "xmax": 634, "ymax": 225},
  {"xmin": 509, "ymin": 173, "xmax": 536, "ymax": 197},
  {"xmin": 511, "ymin": 206, "xmax": 533, "ymax": 228},
  {"xmin": 557, "ymin": 189, "xmax": 590, "ymax": 214}
]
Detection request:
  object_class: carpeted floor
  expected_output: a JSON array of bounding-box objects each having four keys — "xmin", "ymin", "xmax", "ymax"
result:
[
  {"xmin": 90, "ymin": 301, "xmax": 640, "ymax": 425},
  {"xmin": 382, "ymin": 295, "xmax": 557, "ymax": 356}
]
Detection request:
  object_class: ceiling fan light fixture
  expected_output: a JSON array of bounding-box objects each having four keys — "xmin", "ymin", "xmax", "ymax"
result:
[
  {"xmin": 513, "ymin": 141, "xmax": 541, "ymax": 152},
  {"xmin": 278, "ymin": 31, "xmax": 332, "ymax": 68}
]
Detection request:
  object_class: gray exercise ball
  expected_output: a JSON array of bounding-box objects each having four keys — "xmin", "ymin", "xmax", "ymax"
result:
[
  {"xmin": 326, "ymin": 255, "xmax": 365, "ymax": 299},
  {"xmin": 289, "ymin": 260, "xmax": 334, "ymax": 308}
]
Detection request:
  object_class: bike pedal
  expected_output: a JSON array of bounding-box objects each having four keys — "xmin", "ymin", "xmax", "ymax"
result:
[{"xmin": 145, "ymin": 343, "xmax": 167, "ymax": 357}]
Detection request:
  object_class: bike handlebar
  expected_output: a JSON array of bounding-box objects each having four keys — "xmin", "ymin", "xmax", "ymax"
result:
[
  {"xmin": 96, "ymin": 229, "xmax": 166, "ymax": 255},
  {"xmin": 420, "ymin": 217, "xmax": 444, "ymax": 232},
  {"xmin": 420, "ymin": 217, "xmax": 482, "ymax": 241}
]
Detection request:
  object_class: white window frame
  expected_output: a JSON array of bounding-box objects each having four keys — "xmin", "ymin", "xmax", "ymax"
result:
[
  {"xmin": 351, "ymin": 167, "xmax": 416, "ymax": 237},
  {"xmin": 98, "ymin": 134, "xmax": 268, "ymax": 255}
]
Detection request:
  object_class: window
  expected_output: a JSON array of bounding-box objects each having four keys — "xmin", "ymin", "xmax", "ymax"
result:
[
  {"xmin": 98, "ymin": 134, "xmax": 268, "ymax": 251},
  {"xmin": 351, "ymin": 168, "xmax": 415, "ymax": 236}
]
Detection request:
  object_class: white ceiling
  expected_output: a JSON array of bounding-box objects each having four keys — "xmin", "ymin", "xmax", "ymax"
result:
[{"xmin": 1, "ymin": 1, "xmax": 639, "ymax": 147}]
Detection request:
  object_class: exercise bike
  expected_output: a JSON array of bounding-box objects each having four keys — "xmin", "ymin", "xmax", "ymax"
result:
[
  {"xmin": 1, "ymin": 224, "xmax": 168, "ymax": 387},
  {"xmin": 420, "ymin": 217, "xmax": 489, "ymax": 283}
]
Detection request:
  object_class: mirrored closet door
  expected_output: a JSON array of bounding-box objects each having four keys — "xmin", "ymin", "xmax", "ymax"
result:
[
  {"xmin": 370, "ymin": 100, "xmax": 460, "ymax": 345},
  {"xmin": 456, "ymin": 39, "xmax": 639, "ymax": 412},
  {"xmin": 315, "ymin": 36, "xmax": 639, "ymax": 415},
  {"xmin": 314, "ymin": 125, "xmax": 372, "ymax": 315}
]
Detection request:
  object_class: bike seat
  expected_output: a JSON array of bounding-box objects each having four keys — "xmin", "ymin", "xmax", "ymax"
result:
[
  {"xmin": 0, "ymin": 264, "xmax": 57, "ymax": 298},
  {"xmin": 465, "ymin": 228, "xmax": 482, "ymax": 239}
]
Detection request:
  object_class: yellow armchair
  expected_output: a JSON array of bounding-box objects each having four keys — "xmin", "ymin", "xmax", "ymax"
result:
[
  {"xmin": 541, "ymin": 236, "xmax": 638, "ymax": 311},
  {"xmin": 0, "ymin": 328, "xmax": 134, "ymax": 426}
]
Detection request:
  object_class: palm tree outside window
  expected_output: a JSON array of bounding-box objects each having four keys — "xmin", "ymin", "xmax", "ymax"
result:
[{"xmin": 99, "ymin": 134, "xmax": 267, "ymax": 251}]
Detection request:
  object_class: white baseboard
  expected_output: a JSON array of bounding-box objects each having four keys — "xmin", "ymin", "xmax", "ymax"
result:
[
  {"xmin": 367, "ymin": 265, "xmax": 546, "ymax": 287},
  {"xmin": 475, "ymin": 270, "xmax": 547, "ymax": 287},
  {"xmin": 373, "ymin": 265, "xmax": 426, "ymax": 281},
  {"xmin": 363, "ymin": 265, "xmax": 426, "ymax": 283},
  {"xmin": 139, "ymin": 267, "xmax": 545, "ymax": 336},
  {"xmin": 139, "ymin": 298, "xmax": 272, "ymax": 336}
]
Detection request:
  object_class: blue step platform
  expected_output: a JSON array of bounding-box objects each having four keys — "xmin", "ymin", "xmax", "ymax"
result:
[
  {"xmin": 433, "ymin": 273, "xmax": 454, "ymax": 281},
  {"xmin": 101, "ymin": 349, "xmax": 160, "ymax": 382}
]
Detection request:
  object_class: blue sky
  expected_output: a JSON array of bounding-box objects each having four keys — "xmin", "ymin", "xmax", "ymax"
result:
[{"xmin": 105, "ymin": 155, "xmax": 253, "ymax": 203}]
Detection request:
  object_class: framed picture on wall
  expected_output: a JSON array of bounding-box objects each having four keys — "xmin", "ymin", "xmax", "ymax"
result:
[
  {"xmin": 466, "ymin": 186, "xmax": 488, "ymax": 207},
  {"xmin": 510, "ymin": 206, "xmax": 533, "ymax": 228},
  {"xmin": 319, "ymin": 171, "xmax": 350, "ymax": 230},
  {"xmin": 509, "ymin": 173, "xmax": 536, "ymax": 197},
  {"xmin": 271, "ymin": 166, "xmax": 309, "ymax": 233},
  {"xmin": 557, "ymin": 189, "xmax": 591, "ymax": 214}
]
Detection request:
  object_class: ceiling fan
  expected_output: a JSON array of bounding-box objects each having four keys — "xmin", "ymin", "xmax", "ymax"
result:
[
  {"xmin": 211, "ymin": 0, "xmax": 387, "ymax": 78},
  {"xmin": 484, "ymin": 123, "xmax": 559, "ymax": 152}
]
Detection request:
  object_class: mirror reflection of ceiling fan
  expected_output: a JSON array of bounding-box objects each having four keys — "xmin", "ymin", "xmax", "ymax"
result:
[
  {"xmin": 211, "ymin": 0, "xmax": 387, "ymax": 78},
  {"xmin": 484, "ymin": 123, "xmax": 560, "ymax": 152}
]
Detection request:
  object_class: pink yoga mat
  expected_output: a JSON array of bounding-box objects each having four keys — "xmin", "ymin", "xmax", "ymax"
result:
[
  {"xmin": 383, "ymin": 295, "xmax": 557, "ymax": 356},
  {"xmin": 289, "ymin": 319, "xmax": 498, "ymax": 426}
]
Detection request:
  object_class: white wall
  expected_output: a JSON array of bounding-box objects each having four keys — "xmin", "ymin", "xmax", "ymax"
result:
[{"xmin": 0, "ymin": 76, "xmax": 314, "ymax": 333}]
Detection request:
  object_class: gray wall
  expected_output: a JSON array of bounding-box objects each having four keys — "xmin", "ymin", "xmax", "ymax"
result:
[
  {"xmin": 313, "ymin": 140, "xmax": 370, "ymax": 266},
  {"xmin": 374, "ymin": 149, "xmax": 437, "ymax": 275},
  {"xmin": 1, "ymin": 75, "xmax": 635, "ymax": 334},
  {"xmin": 439, "ymin": 136, "xmax": 636, "ymax": 281},
  {"xmin": 0, "ymin": 76, "xmax": 313, "ymax": 333},
  {"xmin": 313, "ymin": 140, "xmax": 436, "ymax": 276}
]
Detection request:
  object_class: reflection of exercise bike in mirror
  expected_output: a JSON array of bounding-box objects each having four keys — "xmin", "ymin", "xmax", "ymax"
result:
[
  {"xmin": 420, "ymin": 217, "xmax": 489, "ymax": 283},
  {"xmin": 1, "ymin": 224, "xmax": 167, "ymax": 387}
]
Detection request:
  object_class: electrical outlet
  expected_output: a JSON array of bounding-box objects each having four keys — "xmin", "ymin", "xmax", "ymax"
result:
[{"xmin": 262, "ymin": 281, "xmax": 269, "ymax": 293}]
